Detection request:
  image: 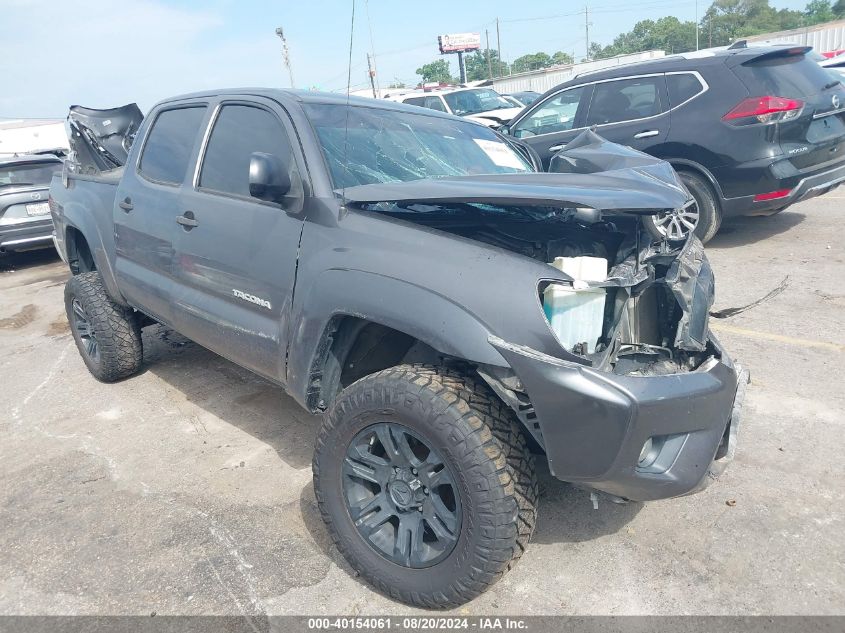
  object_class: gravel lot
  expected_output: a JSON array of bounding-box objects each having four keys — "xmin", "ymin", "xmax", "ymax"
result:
[{"xmin": 1, "ymin": 195, "xmax": 843, "ymax": 616}]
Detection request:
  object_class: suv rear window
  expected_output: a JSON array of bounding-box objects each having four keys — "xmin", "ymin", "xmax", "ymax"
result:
[
  {"xmin": 0, "ymin": 162, "xmax": 61, "ymax": 188},
  {"xmin": 139, "ymin": 106, "xmax": 206, "ymax": 185},
  {"xmin": 734, "ymin": 53, "xmax": 837, "ymax": 98}
]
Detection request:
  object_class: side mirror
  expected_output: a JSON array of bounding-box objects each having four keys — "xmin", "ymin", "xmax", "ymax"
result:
[
  {"xmin": 249, "ymin": 152, "xmax": 291, "ymax": 203},
  {"xmin": 499, "ymin": 124, "xmax": 511, "ymax": 135}
]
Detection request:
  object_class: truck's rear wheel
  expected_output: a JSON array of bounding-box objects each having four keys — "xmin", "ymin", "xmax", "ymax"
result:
[
  {"xmin": 65, "ymin": 272, "xmax": 143, "ymax": 382},
  {"xmin": 313, "ymin": 364, "xmax": 538, "ymax": 608}
]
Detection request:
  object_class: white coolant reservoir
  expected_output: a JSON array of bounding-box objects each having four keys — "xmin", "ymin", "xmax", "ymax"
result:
[{"xmin": 542, "ymin": 256, "xmax": 608, "ymax": 353}]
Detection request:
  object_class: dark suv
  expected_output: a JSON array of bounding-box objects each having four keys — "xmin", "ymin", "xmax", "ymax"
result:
[{"xmin": 503, "ymin": 46, "xmax": 845, "ymax": 242}]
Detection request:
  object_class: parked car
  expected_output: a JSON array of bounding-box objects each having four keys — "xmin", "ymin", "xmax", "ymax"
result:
[
  {"xmin": 508, "ymin": 90, "xmax": 542, "ymax": 106},
  {"xmin": 388, "ymin": 87, "xmax": 522, "ymax": 126},
  {"xmin": 0, "ymin": 154, "xmax": 63, "ymax": 255},
  {"xmin": 503, "ymin": 45, "xmax": 845, "ymax": 242},
  {"xmin": 50, "ymin": 90, "xmax": 744, "ymax": 608}
]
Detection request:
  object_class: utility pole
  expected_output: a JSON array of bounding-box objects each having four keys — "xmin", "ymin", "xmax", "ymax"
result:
[
  {"xmin": 486, "ymin": 29, "xmax": 493, "ymax": 79},
  {"xmin": 709, "ymin": 14, "xmax": 713, "ymax": 48},
  {"xmin": 457, "ymin": 51, "xmax": 467, "ymax": 84},
  {"xmin": 275, "ymin": 27, "xmax": 295, "ymax": 89},
  {"xmin": 695, "ymin": 0, "xmax": 700, "ymax": 50},
  {"xmin": 496, "ymin": 18, "xmax": 503, "ymax": 75},
  {"xmin": 585, "ymin": 5, "xmax": 591, "ymax": 61},
  {"xmin": 367, "ymin": 54, "xmax": 377, "ymax": 98}
]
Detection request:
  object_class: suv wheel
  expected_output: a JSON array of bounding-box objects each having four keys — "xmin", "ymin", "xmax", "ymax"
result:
[
  {"xmin": 65, "ymin": 271, "xmax": 143, "ymax": 382},
  {"xmin": 645, "ymin": 170, "xmax": 722, "ymax": 243},
  {"xmin": 313, "ymin": 364, "xmax": 538, "ymax": 608}
]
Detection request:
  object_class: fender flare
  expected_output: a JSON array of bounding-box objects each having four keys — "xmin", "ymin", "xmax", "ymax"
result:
[
  {"xmin": 60, "ymin": 197, "xmax": 127, "ymax": 306},
  {"xmin": 285, "ymin": 269, "xmax": 508, "ymax": 410}
]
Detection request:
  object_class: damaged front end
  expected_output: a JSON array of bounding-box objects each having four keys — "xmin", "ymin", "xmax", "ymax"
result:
[{"xmin": 343, "ymin": 130, "xmax": 746, "ymax": 501}]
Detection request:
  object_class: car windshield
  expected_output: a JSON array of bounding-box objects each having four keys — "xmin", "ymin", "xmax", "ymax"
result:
[
  {"xmin": 443, "ymin": 89, "xmax": 514, "ymax": 116},
  {"xmin": 0, "ymin": 161, "xmax": 61, "ymax": 188},
  {"xmin": 304, "ymin": 104, "xmax": 532, "ymax": 189}
]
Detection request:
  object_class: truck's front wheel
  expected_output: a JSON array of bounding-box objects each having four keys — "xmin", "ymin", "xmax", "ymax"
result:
[
  {"xmin": 65, "ymin": 272, "xmax": 143, "ymax": 382},
  {"xmin": 313, "ymin": 364, "xmax": 538, "ymax": 608}
]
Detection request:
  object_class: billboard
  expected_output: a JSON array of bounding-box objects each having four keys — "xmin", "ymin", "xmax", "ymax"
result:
[{"xmin": 438, "ymin": 33, "xmax": 481, "ymax": 54}]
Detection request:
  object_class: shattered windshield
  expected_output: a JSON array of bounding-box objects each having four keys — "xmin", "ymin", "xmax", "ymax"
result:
[
  {"xmin": 304, "ymin": 104, "xmax": 531, "ymax": 189},
  {"xmin": 443, "ymin": 89, "xmax": 514, "ymax": 115}
]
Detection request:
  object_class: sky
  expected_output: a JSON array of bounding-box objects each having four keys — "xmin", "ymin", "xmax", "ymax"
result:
[{"xmin": 0, "ymin": 0, "xmax": 809, "ymax": 118}]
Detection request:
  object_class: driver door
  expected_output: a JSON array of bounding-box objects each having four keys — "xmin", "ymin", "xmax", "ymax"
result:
[
  {"xmin": 510, "ymin": 84, "xmax": 593, "ymax": 168},
  {"xmin": 174, "ymin": 98, "xmax": 306, "ymax": 383}
]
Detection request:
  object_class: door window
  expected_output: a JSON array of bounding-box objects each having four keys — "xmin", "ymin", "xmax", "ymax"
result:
[
  {"xmin": 139, "ymin": 106, "xmax": 207, "ymax": 185},
  {"xmin": 199, "ymin": 105, "xmax": 293, "ymax": 198},
  {"xmin": 586, "ymin": 77, "xmax": 665, "ymax": 126},
  {"xmin": 511, "ymin": 86, "xmax": 588, "ymax": 137}
]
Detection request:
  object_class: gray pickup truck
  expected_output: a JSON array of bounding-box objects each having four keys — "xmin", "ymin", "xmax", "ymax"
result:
[{"xmin": 49, "ymin": 89, "xmax": 746, "ymax": 608}]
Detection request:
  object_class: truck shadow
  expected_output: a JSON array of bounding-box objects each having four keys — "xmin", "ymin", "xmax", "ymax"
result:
[
  {"xmin": 708, "ymin": 210, "xmax": 804, "ymax": 248},
  {"xmin": 144, "ymin": 326, "xmax": 641, "ymax": 565}
]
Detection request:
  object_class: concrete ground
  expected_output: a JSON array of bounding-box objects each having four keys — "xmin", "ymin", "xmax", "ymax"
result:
[{"xmin": 1, "ymin": 194, "xmax": 843, "ymax": 616}]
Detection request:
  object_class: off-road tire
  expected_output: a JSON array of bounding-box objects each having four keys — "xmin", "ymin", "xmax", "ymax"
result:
[
  {"xmin": 64, "ymin": 271, "xmax": 143, "ymax": 382},
  {"xmin": 645, "ymin": 169, "xmax": 722, "ymax": 244},
  {"xmin": 313, "ymin": 364, "xmax": 538, "ymax": 608}
]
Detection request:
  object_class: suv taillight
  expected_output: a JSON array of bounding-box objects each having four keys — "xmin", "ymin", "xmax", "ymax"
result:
[{"xmin": 722, "ymin": 96, "xmax": 804, "ymax": 125}]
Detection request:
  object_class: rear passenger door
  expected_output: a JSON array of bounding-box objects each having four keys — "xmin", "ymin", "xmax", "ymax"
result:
[
  {"xmin": 584, "ymin": 75, "xmax": 670, "ymax": 151},
  {"xmin": 174, "ymin": 99, "xmax": 306, "ymax": 383},
  {"xmin": 114, "ymin": 104, "xmax": 207, "ymax": 326},
  {"xmin": 509, "ymin": 84, "xmax": 593, "ymax": 167}
]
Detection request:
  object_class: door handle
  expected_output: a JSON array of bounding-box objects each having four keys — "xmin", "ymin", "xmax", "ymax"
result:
[
  {"xmin": 548, "ymin": 144, "xmax": 566, "ymax": 153},
  {"xmin": 633, "ymin": 130, "xmax": 659, "ymax": 139},
  {"xmin": 176, "ymin": 211, "xmax": 199, "ymax": 229},
  {"xmin": 118, "ymin": 197, "xmax": 133, "ymax": 212}
]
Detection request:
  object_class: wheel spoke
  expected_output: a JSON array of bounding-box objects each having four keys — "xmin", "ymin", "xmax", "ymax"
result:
[
  {"xmin": 393, "ymin": 428, "xmax": 421, "ymax": 466},
  {"xmin": 72, "ymin": 301, "xmax": 87, "ymax": 321},
  {"xmin": 76, "ymin": 322, "xmax": 91, "ymax": 338},
  {"xmin": 86, "ymin": 338, "xmax": 97, "ymax": 358},
  {"xmin": 428, "ymin": 494, "xmax": 458, "ymax": 536},
  {"xmin": 375, "ymin": 425, "xmax": 401, "ymax": 463},
  {"xmin": 343, "ymin": 456, "xmax": 380, "ymax": 484},
  {"xmin": 348, "ymin": 491, "xmax": 389, "ymax": 522},
  {"xmin": 356, "ymin": 504, "xmax": 394, "ymax": 538},
  {"xmin": 394, "ymin": 514, "xmax": 423, "ymax": 567}
]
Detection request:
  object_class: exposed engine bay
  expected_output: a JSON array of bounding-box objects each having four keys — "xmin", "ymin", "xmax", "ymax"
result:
[
  {"xmin": 359, "ymin": 202, "xmax": 716, "ymax": 377},
  {"xmin": 345, "ymin": 131, "xmax": 717, "ymax": 379}
]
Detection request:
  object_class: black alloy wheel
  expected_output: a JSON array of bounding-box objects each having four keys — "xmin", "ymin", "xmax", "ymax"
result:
[{"xmin": 342, "ymin": 422, "xmax": 461, "ymax": 568}]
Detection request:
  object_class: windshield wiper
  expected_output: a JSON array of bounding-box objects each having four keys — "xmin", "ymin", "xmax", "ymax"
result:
[{"xmin": 0, "ymin": 182, "xmax": 36, "ymax": 187}]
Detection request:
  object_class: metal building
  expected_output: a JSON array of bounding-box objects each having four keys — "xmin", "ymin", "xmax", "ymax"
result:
[
  {"xmin": 744, "ymin": 19, "xmax": 845, "ymax": 53},
  {"xmin": 487, "ymin": 50, "xmax": 666, "ymax": 95}
]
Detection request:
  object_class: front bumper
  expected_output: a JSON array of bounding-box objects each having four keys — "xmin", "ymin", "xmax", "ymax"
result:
[{"xmin": 491, "ymin": 336, "xmax": 747, "ymax": 502}]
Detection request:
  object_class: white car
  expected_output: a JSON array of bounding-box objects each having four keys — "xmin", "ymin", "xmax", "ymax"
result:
[{"xmin": 389, "ymin": 87, "xmax": 523, "ymax": 127}]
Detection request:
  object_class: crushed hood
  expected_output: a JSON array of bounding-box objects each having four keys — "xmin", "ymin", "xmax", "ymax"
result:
[
  {"xmin": 67, "ymin": 104, "xmax": 144, "ymax": 173},
  {"xmin": 342, "ymin": 130, "xmax": 692, "ymax": 214}
]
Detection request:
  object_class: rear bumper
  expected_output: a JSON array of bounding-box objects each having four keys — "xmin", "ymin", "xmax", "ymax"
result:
[
  {"xmin": 491, "ymin": 336, "xmax": 747, "ymax": 502},
  {"xmin": 718, "ymin": 158, "xmax": 845, "ymax": 217},
  {"xmin": 0, "ymin": 218, "xmax": 54, "ymax": 252}
]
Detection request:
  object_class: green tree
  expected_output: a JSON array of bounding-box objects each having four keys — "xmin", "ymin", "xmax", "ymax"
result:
[
  {"xmin": 594, "ymin": 16, "xmax": 697, "ymax": 58},
  {"xmin": 415, "ymin": 59, "xmax": 456, "ymax": 84},
  {"xmin": 805, "ymin": 0, "xmax": 835, "ymax": 24},
  {"xmin": 463, "ymin": 49, "xmax": 509, "ymax": 81},
  {"xmin": 551, "ymin": 51, "xmax": 574, "ymax": 65},
  {"xmin": 834, "ymin": 0, "xmax": 845, "ymax": 17},
  {"xmin": 511, "ymin": 52, "xmax": 553, "ymax": 73}
]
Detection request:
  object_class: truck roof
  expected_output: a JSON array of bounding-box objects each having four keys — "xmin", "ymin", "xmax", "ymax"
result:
[{"xmin": 157, "ymin": 88, "xmax": 458, "ymax": 120}]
